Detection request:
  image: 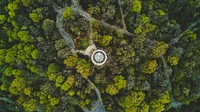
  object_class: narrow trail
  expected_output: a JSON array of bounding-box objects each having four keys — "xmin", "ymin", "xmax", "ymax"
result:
[{"xmin": 48, "ymin": 0, "xmax": 106, "ymax": 111}]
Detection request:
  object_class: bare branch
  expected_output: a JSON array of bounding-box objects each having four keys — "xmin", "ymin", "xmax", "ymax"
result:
[
  {"xmin": 118, "ymin": 0, "xmax": 127, "ymax": 30},
  {"xmin": 71, "ymin": 0, "xmax": 137, "ymax": 38},
  {"xmin": 168, "ymin": 19, "xmax": 200, "ymax": 45}
]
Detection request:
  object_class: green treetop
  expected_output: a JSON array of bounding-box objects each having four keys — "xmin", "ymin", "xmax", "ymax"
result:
[
  {"xmin": 62, "ymin": 7, "xmax": 74, "ymax": 20},
  {"xmin": 140, "ymin": 60, "xmax": 157, "ymax": 74},
  {"xmin": 105, "ymin": 84, "xmax": 119, "ymax": 96},
  {"xmin": 168, "ymin": 56, "xmax": 179, "ymax": 66},
  {"xmin": 99, "ymin": 35, "xmax": 113, "ymax": 47},
  {"xmin": 113, "ymin": 75, "xmax": 126, "ymax": 90},
  {"xmin": 61, "ymin": 75, "xmax": 75, "ymax": 91},
  {"xmin": 76, "ymin": 59, "xmax": 90, "ymax": 78},
  {"xmin": 22, "ymin": 98, "xmax": 37, "ymax": 112},
  {"xmin": 64, "ymin": 55, "xmax": 78, "ymax": 68},
  {"xmin": 29, "ymin": 8, "xmax": 43, "ymax": 23},
  {"xmin": 17, "ymin": 31, "xmax": 34, "ymax": 43},
  {"xmin": 9, "ymin": 77, "xmax": 26, "ymax": 95},
  {"xmin": 131, "ymin": 0, "xmax": 142, "ymax": 13},
  {"xmin": 119, "ymin": 91, "xmax": 146, "ymax": 111},
  {"xmin": 150, "ymin": 41, "xmax": 169, "ymax": 58},
  {"xmin": 0, "ymin": 15, "xmax": 6, "ymax": 24}
]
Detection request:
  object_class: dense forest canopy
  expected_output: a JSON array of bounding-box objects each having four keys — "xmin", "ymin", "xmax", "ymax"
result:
[{"xmin": 0, "ymin": 0, "xmax": 200, "ymax": 112}]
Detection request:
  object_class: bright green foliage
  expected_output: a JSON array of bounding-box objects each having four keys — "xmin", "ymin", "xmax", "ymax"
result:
[
  {"xmin": 0, "ymin": 15, "xmax": 6, "ymax": 24},
  {"xmin": 12, "ymin": 69, "xmax": 25, "ymax": 77},
  {"xmin": 76, "ymin": 59, "xmax": 90, "ymax": 78},
  {"xmin": 125, "ymin": 107, "xmax": 137, "ymax": 112},
  {"xmin": 8, "ymin": 10, "xmax": 16, "ymax": 18},
  {"xmin": 63, "ymin": 7, "xmax": 74, "ymax": 20},
  {"xmin": 141, "ymin": 60, "xmax": 157, "ymax": 74},
  {"xmin": 7, "ymin": 1, "xmax": 18, "ymax": 18},
  {"xmin": 157, "ymin": 10, "xmax": 165, "ymax": 16},
  {"xmin": 48, "ymin": 73, "xmax": 57, "ymax": 81},
  {"xmin": 137, "ymin": 102, "xmax": 149, "ymax": 112},
  {"xmin": 5, "ymin": 66, "xmax": 13, "ymax": 76},
  {"xmin": 61, "ymin": 75, "xmax": 75, "ymax": 91},
  {"xmin": 119, "ymin": 91, "xmax": 145, "ymax": 108},
  {"xmin": 49, "ymin": 98, "xmax": 59, "ymax": 106},
  {"xmin": 0, "ymin": 83, "xmax": 7, "ymax": 91},
  {"xmin": 9, "ymin": 77, "xmax": 26, "ymax": 95},
  {"xmin": 131, "ymin": 0, "xmax": 142, "ymax": 13},
  {"xmin": 68, "ymin": 90, "xmax": 75, "ymax": 96},
  {"xmin": 24, "ymin": 87, "xmax": 32, "ymax": 96},
  {"xmin": 119, "ymin": 91, "xmax": 146, "ymax": 111},
  {"xmin": 64, "ymin": 55, "xmax": 78, "ymax": 68},
  {"xmin": 5, "ymin": 47, "xmax": 17, "ymax": 63},
  {"xmin": 149, "ymin": 91, "xmax": 171, "ymax": 112},
  {"xmin": 149, "ymin": 100, "xmax": 165, "ymax": 112},
  {"xmin": 17, "ymin": 31, "xmax": 34, "ymax": 42},
  {"xmin": 99, "ymin": 35, "xmax": 112, "ymax": 47},
  {"xmin": 105, "ymin": 84, "xmax": 119, "ymax": 95},
  {"xmin": 29, "ymin": 8, "xmax": 43, "ymax": 23},
  {"xmin": 7, "ymin": 2, "xmax": 18, "ymax": 11},
  {"xmin": 47, "ymin": 63, "xmax": 59, "ymax": 81},
  {"xmin": 29, "ymin": 65, "xmax": 42, "ymax": 75},
  {"xmin": 168, "ymin": 56, "xmax": 179, "ymax": 66},
  {"xmin": 150, "ymin": 41, "xmax": 169, "ymax": 58},
  {"xmin": 24, "ymin": 44, "xmax": 34, "ymax": 53},
  {"xmin": 37, "ymin": 83, "xmax": 53, "ymax": 105},
  {"xmin": 17, "ymin": 95, "xmax": 25, "ymax": 105},
  {"xmin": 55, "ymin": 75, "xmax": 65, "ymax": 87},
  {"xmin": 31, "ymin": 49, "xmax": 39, "ymax": 59},
  {"xmin": 42, "ymin": 19, "xmax": 54, "ymax": 35},
  {"xmin": 182, "ymin": 30, "xmax": 197, "ymax": 42},
  {"xmin": 91, "ymin": 33, "xmax": 112, "ymax": 47},
  {"xmin": 23, "ymin": 99, "xmax": 37, "ymax": 112},
  {"xmin": 134, "ymin": 15, "xmax": 156, "ymax": 35},
  {"xmin": 11, "ymin": 21, "xmax": 19, "ymax": 29},
  {"xmin": 113, "ymin": 75, "xmax": 126, "ymax": 90}
]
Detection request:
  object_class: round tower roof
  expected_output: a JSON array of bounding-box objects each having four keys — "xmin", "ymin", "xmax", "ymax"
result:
[{"xmin": 91, "ymin": 49, "xmax": 107, "ymax": 66}]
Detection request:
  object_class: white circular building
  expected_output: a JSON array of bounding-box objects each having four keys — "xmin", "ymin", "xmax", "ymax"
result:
[{"xmin": 91, "ymin": 49, "xmax": 107, "ymax": 66}]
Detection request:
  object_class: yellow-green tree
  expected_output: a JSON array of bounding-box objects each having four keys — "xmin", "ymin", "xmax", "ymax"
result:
[
  {"xmin": 64, "ymin": 55, "xmax": 78, "ymax": 68},
  {"xmin": 105, "ymin": 84, "xmax": 119, "ymax": 95},
  {"xmin": 61, "ymin": 75, "xmax": 75, "ymax": 91},
  {"xmin": 168, "ymin": 56, "xmax": 179, "ymax": 66},
  {"xmin": 29, "ymin": 8, "xmax": 43, "ymax": 23},
  {"xmin": 131, "ymin": 0, "xmax": 142, "ymax": 13},
  {"xmin": 23, "ymin": 98, "xmax": 37, "ymax": 112},
  {"xmin": 140, "ymin": 60, "xmax": 157, "ymax": 74},
  {"xmin": 9, "ymin": 77, "xmax": 26, "ymax": 95},
  {"xmin": 99, "ymin": 35, "xmax": 112, "ymax": 47},
  {"xmin": 49, "ymin": 97, "xmax": 59, "ymax": 106},
  {"xmin": 76, "ymin": 59, "xmax": 90, "ymax": 78},
  {"xmin": 55, "ymin": 75, "xmax": 65, "ymax": 87},
  {"xmin": 119, "ymin": 91, "xmax": 146, "ymax": 112},
  {"xmin": 0, "ymin": 15, "xmax": 6, "ymax": 24},
  {"xmin": 149, "ymin": 91, "xmax": 171, "ymax": 112},
  {"xmin": 113, "ymin": 75, "xmax": 126, "ymax": 90},
  {"xmin": 63, "ymin": 7, "xmax": 74, "ymax": 20},
  {"xmin": 150, "ymin": 41, "xmax": 169, "ymax": 58}
]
